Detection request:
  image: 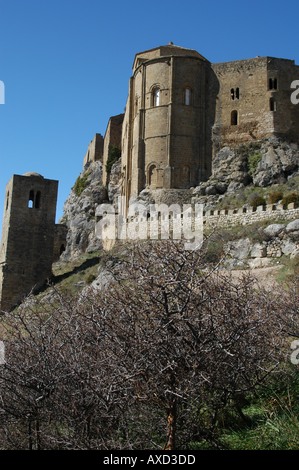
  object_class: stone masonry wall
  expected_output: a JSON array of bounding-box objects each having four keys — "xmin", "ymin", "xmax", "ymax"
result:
[
  {"xmin": 83, "ymin": 133, "xmax": 104, "ymax": 167},
  {"xmin": 203, "ymin": 203, "xmax": 299, "ymax": 228},
  {"xmin": 102, "ymin": 114, "xmax": 124, "ymax": 187}
]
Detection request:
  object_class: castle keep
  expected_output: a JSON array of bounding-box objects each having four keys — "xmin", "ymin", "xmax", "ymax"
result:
[{"xmin": 84, "ymin": 44, "xmax": 299, "ymax": 211}]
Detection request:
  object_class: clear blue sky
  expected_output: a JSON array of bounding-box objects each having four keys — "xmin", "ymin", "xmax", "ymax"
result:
[{"xmin": 0, "ymin": 0, "xmax": 299, "ymax": 222}]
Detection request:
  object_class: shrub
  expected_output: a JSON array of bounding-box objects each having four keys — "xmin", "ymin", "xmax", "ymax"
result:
[
  {"xmin": 248, "ymin": 151, "xmax": 262, "ymax": 176},
  {"xmin": 248, "ymin": 193, "xmax": 266, "ymax": 209},
  {"xmin": 86, "ymin": 273, "xmax": 96, "ymax": 284},
  {"xmin": 73, "ymin": 172, "xmax": 90, "ymax": 197},
  {"xmin": 268, "ymin": 190, "xmax": 283, "ymax": 204},
  {"xmin": 281, "ymin": 191, "xmax": 299, "ymax": 207},
  {"xmin": 106, "ymin": 145, "xmax": 121, "ymax": 178}
]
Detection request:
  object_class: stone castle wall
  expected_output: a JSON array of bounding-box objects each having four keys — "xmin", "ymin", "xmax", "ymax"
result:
[
  {"xmin": 203, "ymin": 202, "xmax": 299, "ymax": 228},
  {"xmin": 81, "ymin": 45, "xmax": 299, "ymax": 217},
  {"xmin": 212, "ymin": 57, "xmax": 299, "ymax": 149},
  {"xmin": 102, "ymin": 114, "xmax": 124, "ymax": 187},
  {"xmin": 83, "ymin": 133, "xmax": 104, "ymax": 167}
]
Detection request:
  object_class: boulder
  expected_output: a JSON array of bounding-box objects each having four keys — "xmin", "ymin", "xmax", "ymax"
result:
[
  {"xmin": 226, "ymin": 238, "xmax": 251, "ymax": 260},
  {"xmin": 250, "ymin": 243, "xmax": 267, "ymax": 258},
  {"xmin": 286, "ymin": 219, "xmax": 299, "ymax": 233},
  {"xmin": 281, "ymin": 240, "xmax": 297, "ymax": 256},
  {"xmin": 263, "ymin": 224, "xmax": 285, "ymax": 238},
  {"xmin": 205, "ymin": 185, "xmax": 218, "ymax": 196}
]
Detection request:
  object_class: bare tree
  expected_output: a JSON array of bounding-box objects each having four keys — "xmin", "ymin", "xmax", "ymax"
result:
[{"xmin": 0, "ymin": 241, "xmax": 287, "ymax": 449}]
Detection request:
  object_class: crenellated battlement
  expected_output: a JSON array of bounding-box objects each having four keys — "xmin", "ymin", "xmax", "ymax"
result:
[{"xmin": 203, "ymin": 202, "xmax": 299, "ymax": 228}]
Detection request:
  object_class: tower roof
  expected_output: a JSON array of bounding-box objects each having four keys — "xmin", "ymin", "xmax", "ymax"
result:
[
  {"xmin": 23, "ymin": 172, "xmax": 44, "ymax": 178},
  {"xmin": 133, "ymin": 44, "xmax": 208, "ymax": 70}
]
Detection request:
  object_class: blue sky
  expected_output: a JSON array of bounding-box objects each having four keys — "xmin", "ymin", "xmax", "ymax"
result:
[{"xmin": 0, "ymin": 0, "xmax": 299, "ymax": 222}]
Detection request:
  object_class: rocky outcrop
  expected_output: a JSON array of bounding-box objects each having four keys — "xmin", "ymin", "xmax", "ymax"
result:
[
  {"xmin": 108, "ymin": 160, "xmax": 122, "ymax": 206},
  {"xmin": 225, "ymin": 219, "xmax": 299, "ymax": 268},
  {"xmin": 253, "ymin": 139, "xmax": 299, "ymax": 187},
  {"xmin": 60, "ymin": 162, "xmax": 108, "ymax": 260},
  {"xmin": 195, "ymin": 138, "xmax": 299, "ymax": 198},
  {"xmin": 59, "ymin": 137, "xmax": 299, "ymax": 261}
]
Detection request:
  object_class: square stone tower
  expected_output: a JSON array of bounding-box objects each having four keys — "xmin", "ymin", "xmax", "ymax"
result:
[{"xmin": 0, "ymin": 172, "xmax": 58, "ymax": 312}]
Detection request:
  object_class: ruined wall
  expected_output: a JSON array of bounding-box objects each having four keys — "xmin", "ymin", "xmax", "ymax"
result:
[
  {"xmin": 102, "ymin": 114, "xmax": 124, "ymax": 187},
  {"xmin": 53, "ymin": 223, "xmax": 68, "ymax": 262},
  {"xmin": 83, "ymin": 133, "xmax": 104, "ymax": 167}
]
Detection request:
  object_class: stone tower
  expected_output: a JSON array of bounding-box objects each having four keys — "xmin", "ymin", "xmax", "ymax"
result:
[
  {"xmin": 121, "ymin": 44, "xmax": 216, "ymax": 210},
  {"xmin": 0, "ymin": 172, "xmax": 58, "ymax": 312},
  {"xmin": 212, "ymin": 56, "xmax": 299, "ymax": 149}
]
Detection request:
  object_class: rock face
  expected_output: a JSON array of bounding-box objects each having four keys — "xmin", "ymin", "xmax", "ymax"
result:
[
  {"xmin": 59, "ymin": 137, "xmax": 299, "ymax": 262},
  {"xmin": 108, "ymin": 160, "xmax": 122, "ymax": 206},
  {"xmin": 253, "ymin": 139, "xmax": 299, "ymax": 187},
  {"xmin": 60, "ymin": 162, "xmax": 108, "ymax": 260},
  {"xmin": 194, "ymin": 138, "xmax": 299, "ymax": 197}
]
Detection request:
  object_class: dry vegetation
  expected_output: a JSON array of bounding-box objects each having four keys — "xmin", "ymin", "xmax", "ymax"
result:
[{"xmin": 0, "ymin": 241, "xmax": 297, "ymax": 450}]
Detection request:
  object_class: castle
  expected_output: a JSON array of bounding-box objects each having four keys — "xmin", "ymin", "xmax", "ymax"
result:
[
  {"xmin": 1, "ymin": 43, "xmax": 299, "ymax": 311},
  {"xmin": 84, "ymin": 43, "xmax": 299, "ymax": 212}
]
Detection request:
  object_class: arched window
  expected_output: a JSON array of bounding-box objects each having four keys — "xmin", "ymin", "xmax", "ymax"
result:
[
  {"xmin": 184, "ymin": 88, "xmax": 192, "ymax": 106},
  {"xmin": 28, "ymin": 190, "xmax": 41, "ymax": 209},
  {"xmin": 231, "ymin": 110, "xmax": 238, "ymax": 126},
  {"xmin": 152, "ymin": 87, "xmax": 160, "ymax": 107},
  {"xmin": 148, "ymin": 164, "xmax": 157, "ymax": 187},
  {"xmin": 28, "ymin": 190, "xmax": 34, "ymax": 209}
]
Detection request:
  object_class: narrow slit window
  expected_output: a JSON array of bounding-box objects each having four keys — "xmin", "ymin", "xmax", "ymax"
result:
[
  {"xmin": 269, "ymin": 78, "xmax": 278, "ymax": 90},
  {"xmin": 6, "ymin": 192, "xmax": 9, "ymax": 210},
  {"xmin": 231, "ymin": 88, "xmax": 240, "ymax": 100},
  {"xmin": 184, "ymin": 88, "xmax": 192, "ymax": 105},
  {"xmin": 270, "ymin": 98, "xmax": 277, "ymax": 111},
  {"xmin": 231, "ymin": 110, "xmax": 238, "ymax": 125}
]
